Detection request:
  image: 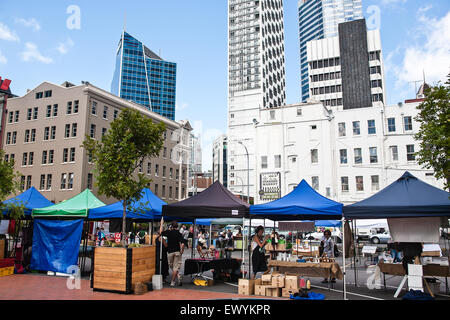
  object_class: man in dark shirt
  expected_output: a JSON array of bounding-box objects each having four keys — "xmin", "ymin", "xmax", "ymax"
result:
[{"xmin": 160, "ymin": 219, "xmax": 185, "ymax": 286}]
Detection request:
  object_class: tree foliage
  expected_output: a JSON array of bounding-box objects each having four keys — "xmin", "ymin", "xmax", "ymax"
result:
[
  {"xmin": 82, "ymin": 109, "xmax": 166, "ymax": 245},
  {"xmin": 0, "ymin": 150, "xmax": 25, "ymax": 220},
  {"xmin": 414, "ymin": 74, "xmax": 450, "ymax": 191}
]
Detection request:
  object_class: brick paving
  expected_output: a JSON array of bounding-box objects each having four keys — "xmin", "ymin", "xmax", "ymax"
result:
[{"xmin": 0, "ymin": 274, "xmax": 276, "ymax": 300}]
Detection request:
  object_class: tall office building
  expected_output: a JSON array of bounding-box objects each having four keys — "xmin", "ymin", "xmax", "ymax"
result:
[
  {"xmin": 111, "ymin": 31, "xmax": 177, "ymax": 120},
  {"xmin": 299, "ymin": 0, "xmax": 363, "ymax": 102},
  {"xmin": 228, "ymin": 0, "xmax": 286, "ymax": 201}
]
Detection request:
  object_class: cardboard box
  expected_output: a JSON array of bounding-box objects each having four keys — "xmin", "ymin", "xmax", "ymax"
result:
[
  {"xmin": 255, "ymin": 284, "xmax": 271, "ymax": 296},
  {"xmin": 261, "ymin": 273, "xmax": 272, "ymax": 285},
  {"xmin": 271, "ymin": 274, "xmax": 285, "ymax": 288},
  {"xmin": 277, "ymin": 243, "xmax": 286, "ymax": 251},
  {"xmin": 238, "ymin": 279, "xmax": 256, "ymax": 296},
  {"xmin": 285, "ymin": 275, "xmax": 300, "ymax": 290},
  {"xmin": 266, "ymin": 287, "xmax": 282, "ymax": 298},
  {"xmin": 266, "ymin": 243, "xmax": 274, "ymax": 251},
  {"xmin": 282, "ymin": 287, "xmax": 296, "ymax": 298}
]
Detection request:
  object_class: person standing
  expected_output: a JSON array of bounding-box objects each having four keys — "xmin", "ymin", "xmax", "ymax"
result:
[
  {"xmin": 159, "ymin": 219, "xmax": 185, "ymax": 287},
  {"xmin": 251, "ymin": 226, "xmax": 270, "ymax": 279},
  {"xmin": 320, "ymin": 230, "xmax": 335, "ymax": 283}
]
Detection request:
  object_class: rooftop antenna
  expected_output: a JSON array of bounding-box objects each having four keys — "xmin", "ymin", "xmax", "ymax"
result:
[{"xmin": 408, "ymin": 79, "xmax": 422, "ymax": 95}]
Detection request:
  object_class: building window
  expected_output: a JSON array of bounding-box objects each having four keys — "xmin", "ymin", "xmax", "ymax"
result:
[
  {"xmin": 103, "ymin": 106, "xmax": 108, "ymax": 119},
  {"xmin": 27, "ymin": 108, "xmax": 32, "ymax": 121},
  {"xmin": 53, "ymin": 104, "xmax": 58, "ymax": 117},
  {"xmin": 74, "ymin": 100, "xmax": 79, "ymax": 114},
  {"xmin": 44, "ymin": 90, "xmax": 52, "ymax": 98},
  {"xmin": 68, "ymin": 173, "xmax": 74, "ymax": 190},
  {"xmin": 44, "ymin": 127, "xmax": 50, "ymax": 141},
  {"xmin": 356, "ymin": 176, "xmax": 364, "ymax": 191},
  {"xmin": 46, "ymin": 105, "xmax": 52, "ymax": 118},
  {"xmin": 14, "ymin": 110, "xmax": 19, "ymax": 122},
  {"xmin": 162, "ymin": 185, "xmax": 166, "ymax": 198},
  {"xmin": 353, "ymin": 121, "xmax": 361, "ymax": 135},
  {"xmin": 87, "ymin": 173, "xmax": 93, "ymax": 190},
  {"xmin": 92, "ymin": 101, "xmax": 97, "ymax": 115},
  {"xmin": 155, "ymin": 164, "xmax": 159, "ymax": 176},
  {"xmin": 72, "ymin": 123, "xmax": 77, "ymax": 137},
  {"xmin": 8, "ymin": 112, "xmax": 13, "ymax": 123},
  {"xmin": 61, "ymin": 173, "xmax": 67, "ymax": 189},
  {"xmin": 404, "ymin": 116, "xmax": 413, "ymax": 131},
  {"xmin": 42, "ymin": 150, "xmax": 48, "ymax": 164},
  {"xmin": 36, "ymin": 92, "xmax": 43, "ymax": 99},
  {"xmin": 407, "ymin": 145, "xmax": 416, "ymax": 161},
  {"xmin": 31, "ymin": 129, "xmax": 36, "ymax": 142},
  {"xmin": 113, "ymin": 109, "xmax": 119, "ymax": 120},
  {"xmin": 369, "ymin": 147, "xmax": 378, "ymax": 164},
  {"xmin": 22, "ymin": 153, "xmax": 28, "ymax": 166},
  {"xmin": 63, "ymin": 148, "xmax": 69, "ymax": 163},
  {"xmin": 65, "ymin": 124, "xmax": 71, "ymax": 138},
  {"xmin": 340, "ymin": 149, "xmax": 347, "ymax": 164},
  {"xmin": 102, "ymin": 128, "xmax": 107, "ymax": 137},
  {"xmin": 46, "ymin": 174, "xmax": 52, "ymax": 190},
  {"xmin": 20, "ymin": 176, "xmax": 26, "ymax": 191},
  {"xmin": 50, "ymin": 126, "xmax": 56, "ymax": 140},
  {"xmin": 67, "ymin": 101, "xmax": 73, "ymax": 114},
  {"xmin": 24, "ymin": 129, "xmax": 30, "ymax": 143},
  {"xmin": 274, "ymin": 155, "xmax": 281, "ymax": 168},
  {"xmin": 26, "ymin": 176, "xmax": 32, "ymax": 190},
  {"xmin": 261, "ymin": 156, "xmax": 268, "ymax": 169},
  {"xmin": 338, "ymin": 122, "xmax": 346, "ymax": 137},
  {"xmin": 311, "ymin": 176, "xmax": 319, "ymax": 191},
  {"xmin": 70, "ymin": 147, "xmax": 76, "ymax": 162},
  {"xmin": 49, "ymin": 150, "xmax": 54, "ymax": 164},
  {"xmin": 311, "ymin": 149, "xmax": 318, "ymax": 164},
  {"xmin": 341, "ymin": 177, "xmax": 349, "ymax": 192},
  {"xmin": 40, "ymin": 175, "xmax": 46, "ymax": 191},
  {"xmin": 154, "ymin": 184, "xmax": 158, "ymax": 196},
  {"xmin": 29, "ymin": 152, "xmax": 34, "ymax": 166},
  {"xmin": 371, "ymin": 175, "xmax": 380, "ymax": 191},
  {"xmin": 388, "ymin": 118, "xmax": 396, "ymax": 132},
  {"xmin": 169, "ymin": 186, "xmax": 173, "ymax": 199},
  {"xmin": 368, "ymin": 120, "xmax": 376, "ymax": 134},
  {"xmin": 90, "ymin": 124, "xmax": 96, "ymax": 138},
  {"xmin": 169, "ymin": 168, "xmax": 173, "ymax": 179},
  {"xmin": 354, "ymin": 148, "xmax": 362, "ymax": 164},
  {"xmin": 12, "ymin": 131, "xmax": 17, "ymax": 144},
  {"xmin": 162, "ymin": 166, "xmax": 166, "ymax": 177},
  {"xmin": 390, "ymin": 146, "xmax": 398, "ymax": 162},
  {"xmin": 147, "ymin": 163, "xmax": 151, "ymax": 175}
]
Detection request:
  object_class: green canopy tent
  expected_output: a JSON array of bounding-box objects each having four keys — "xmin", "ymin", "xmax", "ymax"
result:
[{"xmin": 32, "ymin": 189, "xmax": 106, "ymax": 218}]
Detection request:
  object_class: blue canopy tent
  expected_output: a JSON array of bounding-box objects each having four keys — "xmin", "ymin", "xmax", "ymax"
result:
[
  {"xmin": 249, "ymin": 180, "xmax": 343, "ymax": 221},
  {"xmin": 343, "ymin": 172, "xmax": 450, "ymax": 219},
  {"xmin": 315, "ymin": 220, "xmax": 342, "ymax": 228},
  {"xmin": 88, "ymin": 188, "xmax": 167, "ymax": 222},
  {"xmin": 2, "ymin": 187, "xmax": 53, "ymax": 218}
]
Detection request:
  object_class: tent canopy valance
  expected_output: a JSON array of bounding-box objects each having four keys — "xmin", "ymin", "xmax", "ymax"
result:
[
  {"xmin": 88, "ymin": 188, "xmax": 166, "ymax": 221},
  {"xmin": 249, "ymin": 180, "xmax": 343, "ymax": 221},
  {"xmin": 162, "ymin": 181, "xmax": 249, "ymax": 219},
  {"xmin": 343, "ymin": 172, "xmax": 450, "ymax": 219},
  {"xmin": 32, "ymin": 189, "xmax": 105, "ymax": 218},
  {"xmin": 2, "ymin": 187, "xmax": 53, "ymax": 218}
]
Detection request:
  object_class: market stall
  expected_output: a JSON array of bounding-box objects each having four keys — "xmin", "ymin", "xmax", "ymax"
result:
[
  {"xmin": 343, "ymin": 172, "xmax": 450, "ymax": 297},
  {"xmin": 31, "ymin": 189, "xmax": 105, "ymax": 274},
  {"xmin": 250, "ymin": 179, "xmax": 346, "ymax": 296},
  {"xmin": 163, "ymin": 181, "xmax": 250, "ymax": 283}
]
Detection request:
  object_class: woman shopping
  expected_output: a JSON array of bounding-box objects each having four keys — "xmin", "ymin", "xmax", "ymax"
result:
[{"xmin": 251, "ymin": 226, "xmax": 270, "ymax": 279}]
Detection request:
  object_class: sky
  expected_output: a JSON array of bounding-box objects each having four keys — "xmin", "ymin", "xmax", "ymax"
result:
[{"xmin": 0, "ymin": 0, "xmax": 449, "ymax": 171}]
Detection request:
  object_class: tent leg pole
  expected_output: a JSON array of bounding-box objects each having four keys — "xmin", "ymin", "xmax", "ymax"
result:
[
  {"xmin": 150, "ymin": 222, "xmax": 153, "ymax": 245},
  {"xmin": 342, "ymin": 218, "xmax": 347, "ymax": 300},
  {"xmin": 249, "ymin": 217, "xmax": 252, "ymax": 279},
  {"xmin": 352, "ymin": 220, "xmax": 357, "ymax": 287},
  {"xmin": 242, "ymin": 217, "xmax": 245, "ymax": 279}
]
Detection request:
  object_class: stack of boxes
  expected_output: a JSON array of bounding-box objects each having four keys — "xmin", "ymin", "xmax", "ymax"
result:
[{"xmin": 238, "ymin": 272, "xmax": 303, "ymax": 298}]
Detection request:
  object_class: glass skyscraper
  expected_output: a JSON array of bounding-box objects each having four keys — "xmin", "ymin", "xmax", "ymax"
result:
[
  {"xmin": 111, "ymin": 31, "xmax": 177, "ymax": 120},
  {"xmin": 299, "ymin": 0, "xmax": 363, "ymax": 102}
]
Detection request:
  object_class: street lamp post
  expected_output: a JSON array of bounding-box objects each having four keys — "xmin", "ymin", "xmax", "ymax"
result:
[
  {"xmin": 238, "ymin": 141, "xmax": 250, "ymax": 204},
  {"xmin": 238, "ymin": 141, "xmax": 250, "ymax": 279}
]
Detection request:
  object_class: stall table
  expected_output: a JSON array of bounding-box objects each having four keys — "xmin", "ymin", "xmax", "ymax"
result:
[
  {"xmin": 267, "ymin": 249, "xmax": 292, "ymax": 260},
  {"xmin": 184, "ymin": 258, "xmax": 242, "ymax": 282},
  {"xmin": 378, "ymin": 262, "xmax": 450, "ymax": 293},
  {"xmin": 268, "ymin": 260, "xmax": 343, "ymax": 288}
]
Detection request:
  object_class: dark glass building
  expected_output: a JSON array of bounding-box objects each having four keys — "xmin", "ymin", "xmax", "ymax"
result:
[{"xmin": 111, "ymin": 31, "xmax": 177, "ymax": 120}]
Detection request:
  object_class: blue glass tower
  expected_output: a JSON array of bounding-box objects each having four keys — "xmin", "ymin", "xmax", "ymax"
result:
[
  {"xmin": 111, "ymin": 31, "xmax": 177, "ymax": 120},
  {"xmin": 299, "ymin": 0, "xmax": 363, "ymax": 102}
]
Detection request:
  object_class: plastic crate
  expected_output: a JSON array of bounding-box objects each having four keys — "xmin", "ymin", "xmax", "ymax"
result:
[{"xmin": 0, "ymin": 266, "xmax": 14, "ymax": 277}]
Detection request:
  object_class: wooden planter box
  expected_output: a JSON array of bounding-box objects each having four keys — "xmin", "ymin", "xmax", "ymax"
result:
[{"xmin": 91, "ymin": 246, "xmax": 156, "ymax": 294}]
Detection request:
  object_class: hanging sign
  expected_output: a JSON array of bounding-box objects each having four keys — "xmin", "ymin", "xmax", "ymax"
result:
[
  {"xmin": 114, "ymin": 233, "xmax": 121, "ymax": 244},
  {"xmin": 260, "ymin": 172, "xmax": 281, "ymax": 201}
]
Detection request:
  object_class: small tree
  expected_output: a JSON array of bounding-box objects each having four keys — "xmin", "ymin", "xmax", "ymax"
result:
[
  {"xmin": 0, "ymin": 150, "xmax": 25, "ymax": 220},
  {"xmin": 83, "ymin": 109, "xmax": 166, "ymax": 246},
  {"xmin": 414, "ymin": 74, "xmax": 450, "ymax": 191}
]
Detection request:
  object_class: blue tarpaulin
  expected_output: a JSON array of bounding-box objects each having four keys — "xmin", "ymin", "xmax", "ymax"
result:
[
  {"xmin": 250, "ymin": 180, "xmax": 343, "ymax": 221},
  {"xmin": 88, "ymin": 188, "xmax": 166, "ymax": 221},
  {"xmin": 2, "ymin": 187, "xmax": 53, "ymax": 218},
  {"xmin": 31, "ymin": 219, "xmax": 84, "ymax": 273},
  {"xmin": 315, "ymin": 220, "xmax": 342, "ymax": 227},
  {"xmin": 344, "ymin": 172, "xmax": 450, "ymax": 219}
]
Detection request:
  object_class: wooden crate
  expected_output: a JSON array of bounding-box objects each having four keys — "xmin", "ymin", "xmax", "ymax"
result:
[{"xmin": 91, "ymin": 246, "xmax": 156, "ymax": 294}]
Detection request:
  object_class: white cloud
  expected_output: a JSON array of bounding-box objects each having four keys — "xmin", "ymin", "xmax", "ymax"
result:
[
  {"xmin": 21, "ymin": 42, "xmax": 53, "ymax": 64},
  {"xmin": 397, "ymin": 11, "xmax": 450, "ymax": 85},
  {"xmin": 56, "ymin": 37, "xmax": 74, "ymax": 54},
  {"xmin": 0, "ymin": 22, "xmax": 20, "ymax": 42},
  {"xmin": 381, "ymin": 0, "xmax": 407, "ymax": 6},
  {"xmin": 14, "ymin": 17, "xmax": 41, "ymax": 32},
  {"xmin": 176, "ymin": 102, "xmax": 189, "ymax": 111},
  {"xmin": 0, "ymin": 50, "xmax": 7, "ymax": 64}
]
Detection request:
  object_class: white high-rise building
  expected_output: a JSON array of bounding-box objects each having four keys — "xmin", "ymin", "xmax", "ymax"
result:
[{"xmin": 228, "ymin": 0, "xmax": 286, "ymax": 201}]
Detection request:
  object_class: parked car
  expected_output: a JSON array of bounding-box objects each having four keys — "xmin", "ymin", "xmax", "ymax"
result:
[{"xmin": 370, "ymin": 231, "xmax": 391, "ymax": 244}]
